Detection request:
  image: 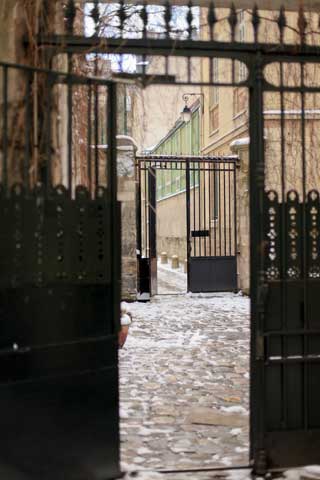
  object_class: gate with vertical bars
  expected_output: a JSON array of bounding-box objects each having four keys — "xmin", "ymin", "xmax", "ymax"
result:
[
  {"xmin": 137, "ymin": 155, "xmax": 238, "ymax": 295},
  {"xmin": 1, "ymin": 0, "xmax": 320, "ymax": 476}
]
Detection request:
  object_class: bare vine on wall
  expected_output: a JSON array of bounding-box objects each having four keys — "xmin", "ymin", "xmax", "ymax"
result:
[{"xmin": 4, "ymin": 0, "xmax": 58, "ymax": 187}]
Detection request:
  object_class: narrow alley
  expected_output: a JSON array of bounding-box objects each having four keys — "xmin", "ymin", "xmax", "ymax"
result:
[{"xmin": 120, "ymin": 291, "xmax": 250, "ymax": 479}]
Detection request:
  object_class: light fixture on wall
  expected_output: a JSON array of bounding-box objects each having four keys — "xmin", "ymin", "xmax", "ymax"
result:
[
  {"xmin": 181, "ymin": 97, "xmax": 192, "ymax": 123},
  {"xmin": 180, "ymin": 93, "xmax": 204, "ymax": 123}
]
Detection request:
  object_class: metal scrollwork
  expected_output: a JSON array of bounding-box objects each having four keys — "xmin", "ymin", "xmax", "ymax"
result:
[
  {"xmin": 286, "ymin": 190, "xmax": 301, "ymax": 280},
  {"xmin": 307, "ymin": 190, "xmax": 320, "ymax": 279},
  {"xmin": 265, "ymin": 190, "xmax": 280, "ymax": 281}
]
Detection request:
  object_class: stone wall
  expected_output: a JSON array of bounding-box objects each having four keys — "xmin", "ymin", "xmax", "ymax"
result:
[
  {"xmin": 231, "ymin": 140, "xmax": 250, "ymax": 294},
  {"xmin": 157, "ymin": 191, "xmax": 187, "ymax": 263},
  {"xmin": 117, "ymin": 136, "xmax": 138, "ymax": 301},
  {"xmin": 0, "ymin": 1, "xmax": 65, "ymax": 187}
]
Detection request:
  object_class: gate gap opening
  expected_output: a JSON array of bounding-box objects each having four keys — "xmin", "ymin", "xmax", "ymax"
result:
[{"xmin": 121, "ymin": 81, "xmax": 251, "ymax": 473}]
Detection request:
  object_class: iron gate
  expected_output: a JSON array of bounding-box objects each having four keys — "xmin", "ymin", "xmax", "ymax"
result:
[
  {"xmin": 186, "ymin": 157, "xmax": 238, "ymax": 292},
  {"xmin": 250, "ymin": 58, "xmax": 320, "ymax": 472},
  {"xmin": 0, "ymin": 62, "xmax": 121, "ymax": 478},
  {"xmin": 137, "ymin": 155, "xmax": 238, "ymax": 294},
  {"xmin": 22, "ymin": 0, "xmax": 320, "ymax": 475}
]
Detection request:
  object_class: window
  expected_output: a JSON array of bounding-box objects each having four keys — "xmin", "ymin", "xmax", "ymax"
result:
[
  {"xmin": 209, "ymin": 104, "xmax": 219, "ymax": 133},
  {"xmin": 154, "ymin": 111, "xmax": 200, "ymax": 200},
  {"xmin": 210, "ymin": 58, "xmax": 219, "ymax": 106},
  {"xmin": 209, "ymin": 58, "xmax": 219, "ymax": 133},
  {"xmin": 126, "ymin": 95, "xmax": 131, "ymax": 112},
  {"xmin": 191, "ymin": 112, "xmax": 199, "ymax": 154},
  {"xmin": 235, "ymin": 11, "xmax": 247, "ymax": 83},
  {"xmin": 233, "ymin": 86, "xmax": 248, "ymax": 117}
]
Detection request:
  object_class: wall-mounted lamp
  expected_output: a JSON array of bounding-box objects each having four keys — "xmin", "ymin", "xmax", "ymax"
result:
[{"xmin": 180, "ymin": 93, "xmax": 204, "ymax": 123}]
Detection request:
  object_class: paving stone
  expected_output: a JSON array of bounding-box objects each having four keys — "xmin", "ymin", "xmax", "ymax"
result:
[
  {"xmin": 153, "ymin": 416, "xmax": 177, "ymax": 425},
  {"xmin": 119, "ymin": 293, "xmax": 250, "ymax": 477},
  {"xmin": 186, "ymin": 407, "xmax": 248, "ymax": 427}
]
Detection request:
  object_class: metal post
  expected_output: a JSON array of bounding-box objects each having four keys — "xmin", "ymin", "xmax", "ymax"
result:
[
  {"xmin": 186, "ymin": 157, "xmax": 191, "ymax": 292},
  {"xmin": 249, "ymin": 53, "xmax": 267, "ymax": 475},
  {"xmin": 2, "ymin": 67, "xmax": 8, "ymax": 192}
]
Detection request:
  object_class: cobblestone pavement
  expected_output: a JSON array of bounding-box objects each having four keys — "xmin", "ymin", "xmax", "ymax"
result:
[
  {"xmin": 157, "ymin": 262, "xmax": 187, "ymax": 294},
  {"xmin": 120, "ymin": 291, "xmax": 250, "ymax": 480}
]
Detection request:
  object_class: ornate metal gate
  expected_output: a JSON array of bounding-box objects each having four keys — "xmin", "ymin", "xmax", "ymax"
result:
[
  {"xmin": 0, "ymin": 62, "xmax": 121, "ymax": 478},
  {"xmin": 22, "ymin": 0, "xmax": 320, "ymax": 475},
  {"xmin": 250, "ymin": 57, "xmax": 320, "ymax": 472},
  {"xmin": 137, "ymin": 155, "xmax": 237, "ymax": 294}
]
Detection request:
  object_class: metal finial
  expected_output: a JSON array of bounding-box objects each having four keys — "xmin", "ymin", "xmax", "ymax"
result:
[
  {"xmin": 187, "ymin": 2, "xmax": 194, "ymax": 39},
  {"xmin": 207, "ymin": 2, "xmax": 217, "ymax": 40},
  {"xmin": 252, "ymin": 5, "xmax": 260, "ymax": 43},
  {"xmin": 298, "ymin": 6, "xmax": 307, "ymax": 44},
  {"xmin": 91, "ymin": 1, "xmax": 100, "ymax": 35},
  {"xmin": 118, "ymin": 0, "xmax": 126, "ymax": 35},
  {"xmin": 65, "ymin": 0, "xmax": 76, "ymax": 34},
  {"xmin": 277, "ymin": 6, "xmax": 286, "ymax": 43},
  {"xmin": 141, "ymin": 3, "xmax": 148, "ymax": 39},
  {"xmin": 164, "ymin": 2, "xmax": 172, "ymax": 38},
  {"xmin": 228, "ymin": 4, "xmax": 238, "ymax": 41}
]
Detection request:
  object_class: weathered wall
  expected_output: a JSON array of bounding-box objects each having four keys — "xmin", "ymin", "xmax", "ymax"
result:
[
  {"xmin": 157, "ymin": 191, "xmax": 187, "ymax": 262},
  {"xmin": 0, "ymin": 1, "xmax": 64, "ymax": 187},
  {"xmin": 117, "ymin": 136, "xmax": 138, "ymax": 300},
  {"xmin": 156, "ymin": 184, "xmax": 203, "ymax": 263},
  {"xmin": 131, "ymin": 56, "xmax": 201, "ymax": 153},
  {"xmin": 231, "ymin": 141, "xmax": 250, "ymax": 294}
]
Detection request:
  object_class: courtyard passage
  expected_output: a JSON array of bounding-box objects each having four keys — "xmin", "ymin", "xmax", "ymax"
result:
[{"xmin": 120, "ymin": 291, "xmax": 250, "ymax": 479}]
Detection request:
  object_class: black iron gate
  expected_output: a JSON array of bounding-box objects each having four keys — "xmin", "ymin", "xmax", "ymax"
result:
[
  {"xmin": 19, "ymin": 0, "xmax": 320, "ymax": 475},
  {"xmin": 186, "ymin": 157, "xmax": 238, "ymax": 292},
  {"xmin": 250, "ymin": 57, "xmax": 320, "ymax": 472},
  {"xmin": 137, "ymin": 155, "xmax": 238, "ymax": 294},
  {"xmin": 0, "ymin": 62, "xmax": 121, "ymax": 478}
]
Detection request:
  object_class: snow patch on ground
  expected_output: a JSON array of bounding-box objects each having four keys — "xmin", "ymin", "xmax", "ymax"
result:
[{"xmin": 221, "ymin": 406, "xmax": 248, "ymax": 415}]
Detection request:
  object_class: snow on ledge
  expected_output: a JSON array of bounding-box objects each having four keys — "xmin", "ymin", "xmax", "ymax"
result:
[{"xmin": 230, "ymin": 137, "xmax": 250, "ymax": 148}]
